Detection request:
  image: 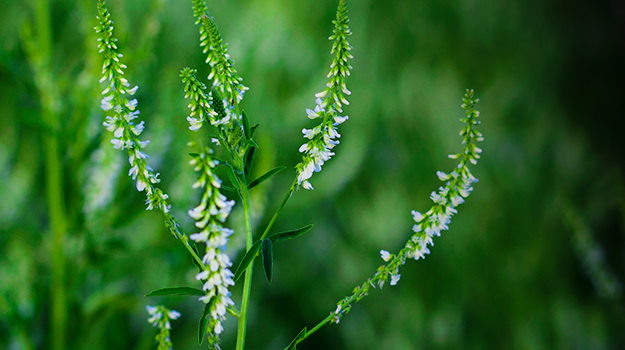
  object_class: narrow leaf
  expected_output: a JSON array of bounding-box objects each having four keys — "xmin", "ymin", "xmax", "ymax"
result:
[
  {"xmin": 268, "ymin": 224, "xmax": 314, "ymax": 242},
  {"xmin": 220, "ymin": 184, "xmax": 237, "ymax": 192},
  {"xmin": 145, "ymin": 287, "xmax": 205, "ymax": 297},
  {"xmin": 247, "ymin": 138, "xmax": 259, "ymax": 148},
  {"xmin": 262, "ymin": 239, "xmax": 273, "ymax": 284},
  {"xmin": 242, "ymin": 110, "xmax": 251, "ymax": 140},
  {"xmin": 244, "ymin": 146, "xmax": 256, "ymax": 179},
  {"xmin": 248, "ymin": 166, "xmax": 286, "ymax": 189},
  {"xmin": 233, "ymin": 240, "xmax": 263, "ymax": 281},
  {"xmin": 198, "ymin": 302, "xmax": 210, "ymax": 345},
  {"xmin": 191, "ymin": 242, "xmax": 203, "ymax": 271},
  {"xmin": 226, "ymin": 165, "xmax": 241, "ymax": 190},
  {"xmin": 284, "ymin": 327, "xmax": 307, "ymax": 350},
  {"xmin": 250, "ymin": 123, "xmax": 260, "ymax": 138}
]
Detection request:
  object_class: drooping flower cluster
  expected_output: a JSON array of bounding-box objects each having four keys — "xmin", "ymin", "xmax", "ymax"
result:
[
  {"xmin": 146, "ymin": 305, "xmax": 181, "ymax": 350},
  {"xmin": 331, "ymin": 89, "xmax": 483, "ymax": 324},
  {"xmin": 188, "ymin": 146, "xmax": 236, "ymax": 347},
  {"xmin": 296, "ymin": 0, "xmax": 353, "ymax": 190},
  {"xmin": 404, "ymin": 89, "xmax": 483, "ymax": 262},
  {"xmin": 95, "ymin": 0, "xmax": 170, "ymax": 214},
  {"xmin": 191, "ymin": 1, "xmax": 248, "ymax": 108}
]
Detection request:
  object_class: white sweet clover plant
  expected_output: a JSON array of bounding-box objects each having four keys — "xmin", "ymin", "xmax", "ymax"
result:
[{"xmin": 95, "ymin": 0, "xmax": 484, "ymax": 349}]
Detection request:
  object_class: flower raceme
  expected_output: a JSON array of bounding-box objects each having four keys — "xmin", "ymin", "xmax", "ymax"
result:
[
  {"xmin": 96, "ymin": 0, "xmax": 172, "ymax": 214},
  {"xmin": 296, "ymin": 0, "xmax": 352, "ymax": 190},
  {"xmin": 146, "ymin": 305, "xmax": 181, "ymax": 350},
  {"xmin": 188, "ymin": 147, "xmax": 236, "ymax": 347},
  {"xmin": 331, "ymin": 89, "xmax": 483, "ymax": 324}
]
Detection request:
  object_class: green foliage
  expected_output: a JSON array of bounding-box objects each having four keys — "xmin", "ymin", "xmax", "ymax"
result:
[
  {"xmin": 145, "ymin": 287, "xmax": 205, "ymax": 297},
  {"xmin": 234, "ymin": 240, "xmax": 263, "ymax": 282},
  {"xmin": 1, "ymin": 0, "xmax": 623, "ymax": 349}
]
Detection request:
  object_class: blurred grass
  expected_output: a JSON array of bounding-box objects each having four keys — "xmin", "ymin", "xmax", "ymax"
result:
[{"xmin": 1, "ymin": 0, "xmax": 624, "ymax": 349}]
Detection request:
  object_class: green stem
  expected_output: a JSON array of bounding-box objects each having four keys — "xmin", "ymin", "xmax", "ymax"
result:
[
  {"xmin": 236, "ymin": 180, "xmax": 254, "ymax": 350},
  {"xmin": 259, "ymin": 178, "xmax": 297, "ymax": 240},
  {"xmin": 299, "ymin": 313, "xmax": 334, "ymax": 344},
  {"xmin": 33, "ymin": 0, "xmax": 68, "ymax": 349},
  {"xmin": 169, "ymin": 220, "xmax": 205, "ymax": 269},
  {"xmin": 46, "ymin": 134, "xmax": 68, "ymax": 350}
]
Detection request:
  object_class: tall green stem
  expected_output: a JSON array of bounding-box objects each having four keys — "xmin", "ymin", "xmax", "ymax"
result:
[
  {"xmin": 236, "ymin": 180, "xmax": 254, "ymax": 350},
  {"xmin": 46, "ymin": 135, "xmax": 68, "ymax": 350},
  {"xmin": 32, "ymin": 0, "xmax": 69, "ymax": 348}
]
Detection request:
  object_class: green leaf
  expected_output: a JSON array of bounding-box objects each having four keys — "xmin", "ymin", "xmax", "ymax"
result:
[
  {"xmin": 284, "ymin": 327, "xmax": 307, "ymax": 350},
  {"xmin": 268, "ymin": 224, "xmax": 314, "ymax": 242},
  {"xmin": 247, "ymin": 138, "xmax": 259, "ymax": 148},
  {"xmin": 248, "ymin": 166, "xmax": 286, "ymax": 189},
  {"xmin": 220, "ymin": 184, "xmax": 237, "ymax": 192},
  {"xmin": 262, "ymin": 239, "xmax": 273, "ymax": 284},
  {"xmin": 244, "ymin": 146, "xmax": 256, "ymax": 179},
  {"xmin": 188, "ymin": 152, "xmax": 200, "ymax": 158},
  {"xmin": 191, "ymin": 242, "xmax": 203, "ymax": 271},
  {"xmin": 250, "ymin": 123, "xmax": 260, "ymax": 138},
  {"xmin": 226, "ymin": 165, "xmax": 241, "ymax": 190},
  {"xmin": 242, "ymin": 110, "xmax": 251, "ymax": 140},
  {"xmin": 233, "ymin": 240, "xmax": 263, "ymax": 281},
  {"xmin": 198, "ymin": 302, "xmax": 210, "ymax": 345},
  {"xmin": 145, "ymin": 287, "xmax": 205, "ymax": 297}
]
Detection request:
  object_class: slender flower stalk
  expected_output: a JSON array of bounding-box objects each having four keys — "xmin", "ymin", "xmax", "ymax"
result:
[
  {"xmin": 296, "ymin": 0, "xmax": 352, "ymax": 190},
  {"xmin": 188, "ymin": 146, "xmax": 236, "ymax": 348},
  {"xmin": 146, "ymin": 305, "xmax": 181, "ymax": 350}
]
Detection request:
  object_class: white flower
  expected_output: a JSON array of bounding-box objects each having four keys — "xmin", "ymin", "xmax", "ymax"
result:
[
  {"xmin": 127, "ymin": 85, "xmax": 139, "ymax": 95},
  {"xmin": 126, "ymin": 98, "xmax": 138, "ymax": 110},
  {"xmin": 111, "ymin": 138, "xmax": 123, "ymax": 149},
  {"xmin": 100, "ymin": 95, "xmax": 114, "ymax": 110},
  {"xmin": 380, "ymin": 250, "xmax": 391, "ymax": 262},
  {"xmin": 437, "ymin": 171, "xmax": 451, "ymax": 181},
  {"xmin": 411, "ymin": 210, "xmax": 424, "ymax": 222},
  {"xmin": 131, "ymin": 121, "xmax": 145, "ymax": 135},
  {"xmin": 390, "ymin": 274, "xmax": 401, "ymax": 286}
]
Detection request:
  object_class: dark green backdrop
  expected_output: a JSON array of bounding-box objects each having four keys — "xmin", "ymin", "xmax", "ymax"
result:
[{"xmin": 1, "ymin": 0, "xmax": 623, "ymax": 349}]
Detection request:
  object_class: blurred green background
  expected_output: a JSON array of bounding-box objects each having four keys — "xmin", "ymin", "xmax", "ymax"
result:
[{"xmin": 1, "ymin": 0, "xmax": 624, "ymax": 349}]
